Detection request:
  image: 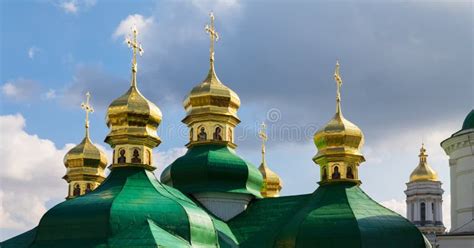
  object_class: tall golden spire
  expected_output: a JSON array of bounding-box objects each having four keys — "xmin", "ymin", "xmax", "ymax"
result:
[
  {"xmin": 313, "ymin": 61, "xmax": 365, "ymax": 185},
  {"xmin": 258, "ymin": 122, "xmax": 282, "ymax": 197},
  {"xmin": 64, "ymin": 92, "xmax": 107, "ymax": 199},
  {"xmin": 205, "ymin": 11, "xmax": 219, "ymax": 68},
  {"xmin": 409, "ymin": 143, "xmax": 438, "ymax": 182},
  {"xmin": 81, "ymin": 91, "xmax": 94, "ymax": 138},
  {"xmin": 105, "ymin": 26, "xmax": 162, "ymax": 171},
  {"xmin": 126, "ymin": 25, "xmax": 144, "ymax": 87}
]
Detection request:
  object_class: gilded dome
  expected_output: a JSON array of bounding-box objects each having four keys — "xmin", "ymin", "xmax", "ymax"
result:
[
  {"xmin": 63, "ymin": 136, "xmax": 107, "ymax": 170},
  {"xmin": 259, "ymin": 162, "xmax": 282, "ymax": 197},
  {"xmin": 313, "ymin": 109, "xmax": 365, "ymax": 160},
  {"xmin": 105, "ymin": 85, "xmax": 162, "ymax": 143},
  {"xmin": 183, "ymin": 65, "xmax": 241, "ymax": 118},
  {"xmin": 409, "ymin": 144, "xmax": 438, "ymax": 182}
]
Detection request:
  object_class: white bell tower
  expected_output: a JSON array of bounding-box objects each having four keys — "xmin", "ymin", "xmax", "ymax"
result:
[{"xmin": 405, "ymin": 144, "xmax": 446, "ymax": 245}]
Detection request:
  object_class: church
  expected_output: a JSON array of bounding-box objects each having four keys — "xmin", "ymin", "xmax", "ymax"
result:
[{"xmin": 2, "ymin": 13, "xmax": 431, "ymax": 248}]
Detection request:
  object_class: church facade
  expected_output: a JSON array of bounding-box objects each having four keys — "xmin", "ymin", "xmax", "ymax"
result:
[
  {"xmin": 2, "ymin": 13, "xmax": 431, "ymax": 248},
  {"xmin": 437, "ymin": 110, "xmax": 474, "ymax": 247}
]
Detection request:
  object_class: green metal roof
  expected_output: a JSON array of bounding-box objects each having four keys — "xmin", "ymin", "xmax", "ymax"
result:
[
  {"xmin": 228, "ymin": 182, "xmax": 428, "ymax": 248},
  {"xmin": 2, "ymin": 167, "xmax": 219, "ymax": 248},
  {"xmin": 462, "ymin": 109, "xmax": 474, "ymax": 130},
  {"xmin": 160, "ymin": 144, "xmax": 263, "ymax": 197}
]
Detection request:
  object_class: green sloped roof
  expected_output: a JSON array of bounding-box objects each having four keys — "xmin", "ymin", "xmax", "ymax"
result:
[
  {"xmin": 462, "ymin": 109, "xmax": 474, "ymax": 130},
  {"xmin": 161, "ymin": 144, "xmax": 263, "ymax": 197},
  {"xmin": 2, "ymin": 167, "xmax": 219, "ymax": 248},
  {"xmin": 228, "ymin": 182, "xmax": 428, "ymax": 248},
  {"xmin": 228, "ymin": 194, "xmax": 310, "ymax": 247}
]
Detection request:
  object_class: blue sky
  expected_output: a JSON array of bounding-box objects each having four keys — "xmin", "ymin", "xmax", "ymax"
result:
[{"xmin": 1, "ymin": 0, "xmax": 473, "ymax": 240}]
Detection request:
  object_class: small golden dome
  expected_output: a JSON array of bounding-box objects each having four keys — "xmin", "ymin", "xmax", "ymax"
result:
[
  {"xmin": 259, "ymin": 162, "xmax": 283, "ymax": 197},
  {"xmin": 314, "ymin": 110, "xmax": 365, "ymax": 159},
  {"xmin": 183, "ymin": 65, "xmax": 241, "ymax": 117},
  {"xmin": 64, "ymin": 136, "xmax": 108, "ymax": 170},
  {"xmin": 409, "ymin": 144, "xmax": 438, "ymax": 182},
  {"xmin": 313, "ymin": 61, "xmax": 365, "ymax": 184},
  {"xmin": 105, "ymin": 85, "xmax": 162, "ymax": 143}
]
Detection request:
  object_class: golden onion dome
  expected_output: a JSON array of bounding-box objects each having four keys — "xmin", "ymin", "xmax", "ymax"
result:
[
  {"xmin": 64, "ymin": 135, "xmax": 108, "ymax": 169},
  {"xmin": 259, "ymin": 162, "xmax": 283, "ymax": 197},
  {"xmin": 183, "ymin": 65, "xmax": 241, "ymax": 117},
  {"xmin": 106, "ymin": 85, "xmax": 162, "ymax": 139},
  {"xmin": 313, "ymin": 108, "xmax": 365, "ymax": 159},
  {"xmin": 258, "ymin": 122, "xmax": 282, "ymax": 197},
  {"xmin": 409, "ymin": 144, "xmax": 438, "ymax": 182},
  {"xmin": 313, "ymin": 62, "xmax": 364, "ymax": 160}
]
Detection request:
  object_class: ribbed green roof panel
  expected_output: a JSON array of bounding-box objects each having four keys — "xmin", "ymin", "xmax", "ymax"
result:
[
  {"xmin": 276, "ymin": 183, "xmax": 427, "ymax": 248},
  {"xmin": 2, "ymin": 167, "xmax": 219, "ymax": 248},
  {"xmin": 227, "ymin": 183, "xmax": 428, "ymax": 248},
  {"xmin": 161, "ymin": 144, "xmax": 263, "ymax": 198}
]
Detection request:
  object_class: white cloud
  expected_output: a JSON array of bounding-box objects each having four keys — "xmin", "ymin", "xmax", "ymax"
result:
[
  {"xmin": 153, "ymin": 147, "xmax": 187, "ymax": 175},
  {"xmin": 1, "ymin": 78, "xmax": 41, "ymax": 102},
  {"xmin": 42, "ymin": 89, "xmax": 57, "ymax": 100},
  {"xmin": 28, "ymin": 46, "xmax": 39, "ymax": 59},
  {"xmin": 58, "ymin": 0, "xmax": 97, "ymax": 14},
  {"xmin": 60, "ymin": 1, "xmax": 78, "ymax": 14},
  {"xmin": 0, "ymin": 114, "xmax": 74, "ymax": 234},
  {"xmin": 1, "ymin": 83, "xmax": 19, "ymax": 97},
  {"xmin": 113, "ymin": 14, "xmax": 155, "ymax": 40}
]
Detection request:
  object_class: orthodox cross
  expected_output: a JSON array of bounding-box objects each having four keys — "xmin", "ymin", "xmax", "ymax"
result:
[
  {"xmin": 259, "ymin": 122, "xmax": 268, "ymax": 164},
  {"xmin": 205, "ymin": 12, "xmax": 219, "ymax": 63},
  {"xmin": 81, "ymin": 92, "xmax": 94, "ymax": 136},
  {"xmin": 126, "ymin": 26, "xmax": 144, "ymax": 87},
  {"xmin": 334, "ymin": 60, "xmax": 343, "ymax": 113}
]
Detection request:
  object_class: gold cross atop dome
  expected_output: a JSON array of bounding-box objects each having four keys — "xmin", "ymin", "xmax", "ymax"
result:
[
  {"xmin": 334, "ymin": 60, "xmax": 343, "ymax": 113},
  {"xmin": 259, "ymin": 122, "xmax": 268, "ymax": 164},
  {"xmin": 205, "ymin": 11, "xmax": 219, "ymax": 64},
  {"xmin": 126, "ymin": 25, "xmax": 144, "ymax": 87},
  {"xmin": 81, "ymin": 91, "xmax": 94, "ymax": 137}
]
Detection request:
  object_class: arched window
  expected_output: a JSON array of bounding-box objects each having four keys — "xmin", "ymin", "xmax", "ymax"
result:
[
  {"xmin": 190, "ymin": 128, "xmax": 194, "ymax": 141},
  {"xmin": 346, "ymin": 166, "xmax": 354, "ymax": 179},
  {"xmin": 131, "ymin": 148, "xmax": 141, "ymax": 163},
  {"xmin": 322, "ymin": 167, "xmax": 327, "ymax": 180},
  {"xmin": 85, "ymin": 183, "xmax": 92, "ymax": 194},
  {"xmin": 146, "ymin": 150, "xmax": 152, "ymax": 165},
  {"xmin": 118, "ymin": 149, "xmax": 126, "ymax": 164},
  {"xmin": 213, "ymin": 126, "xmax": 223, "ymax": 141},
  {"xmin": 420, "ymin": 202, "xmax": 426, "ymax": 223},
  {"xmin": 73, "ymin": 184, "xmax": 81, "ymax": 196},
  {"xmin": 332, "ymin": 166, "xmax": 341, "ymax": 179},
  {"xmin": 411, "ymin": 203, "xmax": 415, "ymax": 220},
  {"xmin": 198, "ymin": 127, "xmax": 207, "ymax": 141},
  {"xmin": 432, "ymin": 202, "xmax": 436, "ymax": 221}
]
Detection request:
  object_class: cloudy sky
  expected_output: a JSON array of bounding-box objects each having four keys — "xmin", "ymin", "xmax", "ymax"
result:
[{"xmin": 1, "ymin": 0, "xmax": 472, "ymax": 241}]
